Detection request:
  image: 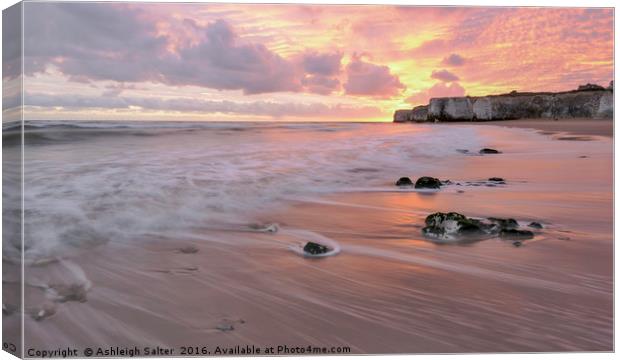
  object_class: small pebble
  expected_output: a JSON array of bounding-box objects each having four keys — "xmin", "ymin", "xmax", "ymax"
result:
[
  {"xmin": 216, "ymin": 323, "xmax": 234, "ymax": 332},
  {"xmin": 178, "ymin": 245, "xmax": 199, "ymax": 254}
]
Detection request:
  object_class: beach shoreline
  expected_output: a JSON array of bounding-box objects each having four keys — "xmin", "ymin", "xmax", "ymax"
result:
[
  {"xmin": 442, "ymin": 118, "xmax": 613, "ymax": 138},
  {"xmin": 4, "ymin": 121, "xmax": 611, "ymax": 353}
]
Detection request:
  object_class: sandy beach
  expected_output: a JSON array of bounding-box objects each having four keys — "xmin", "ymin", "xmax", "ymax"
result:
[
  {"xmin": 3, "ymin": 119, "xmax": 613, "ymax": 354},
  {"xmin": 448, "ymin": 118, "xmax": 613, "ymax": 137}
]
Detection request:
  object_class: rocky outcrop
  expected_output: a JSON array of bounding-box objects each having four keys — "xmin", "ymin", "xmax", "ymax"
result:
[
  {"xmin": 393, "ymin": 109, "xmax": 412, "ymax": 122},
  {"xmin": 395, "ymin": 83, "xmax": 613, "ymax": 122},
  {"xmin": 428, "ymin": 97, "xmax": 474, "ymax": 121},
  {"xmin": 411, "ymin": 105, "xmax": 428, "ymax": 122}
]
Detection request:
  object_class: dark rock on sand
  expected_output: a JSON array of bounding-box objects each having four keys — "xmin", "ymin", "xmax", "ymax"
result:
[
  {"xmin": 528, "ymin": 222, "xmax": 543, "ymax": 229},
  {"xmin": 488, "ymin": 217, "xmax": 519, "ymax": 229},
  {"xmin": 178, "ymin": 245, "xmax": 199, "ymax": 254},
  {"xmin": 499, "ymin": 229, "xmax": 534, "ymax": 240},
  {"xmin": 395, "ymin": 177, "xmax": 413, "ymax": 187},
  {"xmin": 488, "ymin": 177, "xmax": 505, "ymax": 182},
  {"xmin": 303, "ymin": 242, "xmax": 330, "ymax": 255},
  {"xmin": 422, "ymin": 212, "xmax": 489, "ymax": 241},
  {"xmin": 513, "ymin": 241, "xmax": 523, "ymax": 247},
  {"xmin": 422, "ymin": 212, "xmax": 536, "ymax": 243},
  {"xmin": 479, "ymin": 148, "xmax": 501, "ymax": 154},
  {"xmin": 415, "ymin": 176, "xmax": 441, "ymax": 189}
]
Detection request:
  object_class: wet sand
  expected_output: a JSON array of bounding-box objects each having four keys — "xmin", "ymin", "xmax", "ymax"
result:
[
  {"xmin": 4, "ymin": 122, "xmax": 613, "ymax": 354},
  {"xmin": 443, "ymin": 118, "xmax": 613, "ymax": 137}
]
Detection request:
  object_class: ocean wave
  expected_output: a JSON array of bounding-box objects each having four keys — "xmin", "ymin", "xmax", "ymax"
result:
[{"xmin": 5, "ymin": 121, "xmax": 486, "ymax": 263}]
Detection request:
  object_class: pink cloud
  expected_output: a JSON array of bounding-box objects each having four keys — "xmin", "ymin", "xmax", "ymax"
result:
[
  {"xmin": 344, "ymin": 55, "xmax": 405, "ymax": 98},
  {"xmin": 441, "ymin": 53, "xmax": 465, "ymax": 66},
  {"xmin": 430, "ymin": 69, "xmax": 460, "ymax": 82}
]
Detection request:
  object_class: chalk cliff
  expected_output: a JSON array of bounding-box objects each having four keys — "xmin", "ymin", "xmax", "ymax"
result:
[{"xmin": 394, "ymin": 83, "xmax": 613, "ymax": 122}]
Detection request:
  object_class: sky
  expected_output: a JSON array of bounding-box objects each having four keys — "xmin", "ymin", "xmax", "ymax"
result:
[{"xmin": 2, "ymin": 3, "xmax": 614, "ymax": 122}]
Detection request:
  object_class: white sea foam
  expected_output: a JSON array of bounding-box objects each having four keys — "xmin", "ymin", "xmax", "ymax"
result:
[{"xmin": 7, "ymin": 121, "xmax": 488, "ymax": 262}]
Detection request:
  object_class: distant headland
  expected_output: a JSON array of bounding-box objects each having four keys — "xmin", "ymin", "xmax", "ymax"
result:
[{"xmin": 394, "ymin": 81, "xmax": 613, "ymax": 122}]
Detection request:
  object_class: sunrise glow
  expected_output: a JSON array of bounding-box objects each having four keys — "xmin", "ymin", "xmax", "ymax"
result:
[{"xmin": 4, "ymin": 3, "xmax": 613, "ymax": 122}]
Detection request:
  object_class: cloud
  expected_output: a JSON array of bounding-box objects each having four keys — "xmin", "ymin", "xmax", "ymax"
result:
[
  {"xmin": 2, "ymin": 3, "xmax": 22, "ymax": 79},
  {"xmin": 344, "ymin": 55, "xmax": 405, "ymax": 98},
  {"xmin": 430, "ymin": 69, "xmax": 460, "ymax": 82},
  {"xmin": 301, "ymin": 51, "xmax": 342, "ymax": 76},
  {"xmin": 301, "ymin": 75, "xmax": 341, "ymax": 95},
  {"xmin": 441, "ymin": 53, "xmax": 465, "ymax": 66},
  {"xmin": 19, "ymin": 3, "xmax": 343, "ymax": 95},
  {"xmin": 406, "ymin": 82, "xmax": 466, "ymax": 106},
  {"xmin": 409, "ymin": 39, "xmax": 450, "ymax": 57},
  {"xmin": 23, "ymin": 92, "xmax": 382, "ymax": 119}
]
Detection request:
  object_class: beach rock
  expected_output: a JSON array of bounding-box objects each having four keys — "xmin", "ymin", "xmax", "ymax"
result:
[
  {"xmin": 414, "ymin": 176, "xmax": 441, "ymax": 189},
  {"xmin": 528, "ymin": 222, "xmax": 543, "ymax": 229},
  {"xmin": 488, "ymin": 217, "xmax": 519, "ymax": 229},
  {"xmin": 411, "ymin": 105, "xmax": 429, "ymax": 122},
  {"xmin": 513, "ymin": 241, "xmax": 523, "ymax": 247},
  {"xmin": 303, "ymin": 242, "xmax": 330, "ymax": 255},
  {"xmin": 422, "ymin": 212, "xmax": 489, "ymax": 241},
  {"xmin": 479, "ymin": 148, "xmax": 501, "ymax": 154},
  {"xmin": 499, "ymin": 229, "xmax": 534, "ymax": 240},
  {"xmin": 393, "ymin": 109, "xmax": 412, "ymax": 122},
  {"xmin": 488, "ymin": 177, "xmax": 505, "ymax": 182},
  {"xmin": 395, "ymin": 177, "xmax": 413, "ymax": 187},
  {"xmin": 178, "ymin": 245, "xmax": 199, "ymax": 254},
  {"xmin": 216, "ymin": 320, "xmax": 235, "ymax": 332}
]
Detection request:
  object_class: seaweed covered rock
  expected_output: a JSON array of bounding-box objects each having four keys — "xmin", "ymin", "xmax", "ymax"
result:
[
  {"xmin": 414, "ymin": 176, "xmax": 441, "ymax": 189},
  {"xmin": 395, "ymin": 177, "xmax": 414, "ymax": 187},
  {"xmin": 422, "ymin": 212, "xmax": 537, "ymax": 243},
  {"xmin": 499, "ymin": 229, "xmax": 534, "ymax": 240},
  {"xmin": 479, "ymin": 148, "xmax": 501, "ymax": 154},
  {"xmin": 487, "ymin": 217, "xmax": 519, "ymax": 229},
  {"xmin": 422, "ymin": 212, "xmax": 489, "ymax": 241},
  {"xmin": 303, "ymin": 242, "xmax": 330, "ymax": 255}
]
